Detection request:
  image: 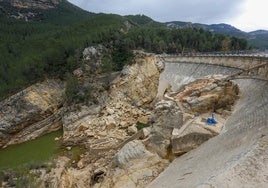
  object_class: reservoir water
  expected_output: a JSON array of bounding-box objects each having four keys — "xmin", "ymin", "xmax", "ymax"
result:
[{"xmin": 0, "ymin": 130, "xmax": 62, "ymax": 169}]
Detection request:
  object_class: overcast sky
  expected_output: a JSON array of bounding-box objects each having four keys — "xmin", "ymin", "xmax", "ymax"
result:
[{"xmin": 67, "ymin": 0, "xmax": 268, "ymax": 32}]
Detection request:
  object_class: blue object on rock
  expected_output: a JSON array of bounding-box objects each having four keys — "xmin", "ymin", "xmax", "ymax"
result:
[{"xmin": 206, "ymin": 113, "xmax": 217, "ymax": 125}]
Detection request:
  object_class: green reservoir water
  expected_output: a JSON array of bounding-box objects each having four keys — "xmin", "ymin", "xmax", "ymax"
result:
[{"xmin": 0, "ymin": 130, "xmax": 62, "ymax": 169}]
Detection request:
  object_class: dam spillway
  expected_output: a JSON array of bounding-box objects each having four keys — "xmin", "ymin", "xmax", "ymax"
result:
[
  {"xmin": 160, "ymin": 62, "xmax": 241, "ymax": 91},
  {"xmin": 148, "ymin": 58, "xmax": 268, "ymax": 188}
]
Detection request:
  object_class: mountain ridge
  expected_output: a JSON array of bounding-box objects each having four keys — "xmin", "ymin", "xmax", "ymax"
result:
[
  {"xmin": 166, "ymin": 21, "xmax": 268, "ymax": 49},
  {"xmin": 1, "ymin": 0, "xmax": 267, "ymax": 49},
  {"xmin": 126, "ymin": 15, "xmax": 268, "ymax": 49}
]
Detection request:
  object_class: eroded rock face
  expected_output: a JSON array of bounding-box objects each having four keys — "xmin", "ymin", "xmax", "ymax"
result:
[
  {"xmin": 51, "ymin": 54, "xmax": 240, "ymax": 187},
  {"xmin": 0, "ymin": 0, "xmax": 61, "ymax": 21},
  {"xmin": 0, "ymin": 79, "xmax": 64, "ymax": 148},
  {"xmin": 62, "ymin": 52, "xmax": 163, "ymax": 140},
  {"xmin": 174, "ymin": 75, "xmax": 239, "ymax": 113},
  {"xmin": 45, "ymin": 52, "xmax": 165, "ymax": 187},
  {"xmin": 116, "ymin": 52, "xmax": 164, "ymax": 107}
]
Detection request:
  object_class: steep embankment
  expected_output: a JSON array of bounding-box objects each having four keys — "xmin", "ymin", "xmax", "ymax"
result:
[
  {"xmin": 0, "ymin": 79, "xmax": 64, "ymax": 148},
  {"xmin": 148, "ymin": 63, "xmax": 268, "ymax": 187}
]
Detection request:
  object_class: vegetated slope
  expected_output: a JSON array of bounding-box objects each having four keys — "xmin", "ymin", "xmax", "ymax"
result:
[
  {"xmin": 125, "ymin": 14, "xmax": 165, "ymax": 28},
  {"xmin": 248, "ymin": 30, "xmax": 268, "ymax": 49},
  {"xmin": 0, "ymin": 0, "xmax": 92, "ymax": 22},
  {"xmin": 166, "ymin": 21, "xmax": 268, "ymax": 49},
  {"xmin": 0, "ymin": 0, "xmax": 127, "ymax": 99},
  {"xmin": 166, "ymin": 21, "xmax": 247, "ymax": 37},
  {"xmin": 0, "ymin": 2, "xmax": 249, "ymax": 100}
]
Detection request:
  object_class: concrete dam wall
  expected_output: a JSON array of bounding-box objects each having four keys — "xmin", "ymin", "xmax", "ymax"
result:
[
  {"xmin": 148, "ymin": 59, "xmax": 268, "ymax": 187},
  {"xmin": 163, "ymin": 55, "xmax": 268, "ymax": 82},
  {"xmin": 159, "ymin": 62, "xmax": 241, "ymax": 91}
]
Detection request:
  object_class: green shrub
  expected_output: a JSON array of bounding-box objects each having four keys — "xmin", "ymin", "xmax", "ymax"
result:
[
  {"xmin": 136, "ymin": 122, "xmax": 150, "ymax": 130},
  {"xmin": 65, "ymin": 74, "xmax": 79, "ymax": 104}
]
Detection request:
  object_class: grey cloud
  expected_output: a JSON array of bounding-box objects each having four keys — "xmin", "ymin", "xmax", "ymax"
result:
[{"xmin": 68, "ymin": 0, "xmax": 245, "ymax": 24}]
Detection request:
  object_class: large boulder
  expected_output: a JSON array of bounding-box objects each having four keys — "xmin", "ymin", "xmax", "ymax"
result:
[
  {"xmin": 112, "ymin": 140, "xmax": 151, "ymax": 168},
  {"xmin": 83, "ymin": 45, "xmax": 105, "ymax": 61},
  {"xmin": 146, "ymin": 100, "xmax": 183, "ymax": 158},
  {"xmin": 171, "ymin": 116, "xmax": 224, "ymax": 155},
  {"xmin": 98, "ymin": 140, "xmax": 169, "ymax": 188}
]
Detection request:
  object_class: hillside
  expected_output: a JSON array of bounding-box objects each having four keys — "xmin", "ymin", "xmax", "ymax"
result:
[
  {"xmin": 120, "ymin": 15, "xmax": 268, "ymax": 49},
  {"xmin": 166, "ymin": 21, "xmax": 247, "ymax": 37},
  {"xmin": 166, "ymin": 21, "xmax": 268, "ymax": 49},
  {"xmin": 0, "ymin": 0, "xmax": 128, "ymax": 99},
  {"xmin": 0, "ymin": 0, "xmax": 94, "ymax": 22},
  {"xmin": 0, "ymin": 1, "xmax": 249, "ymax": 100},
  {"xmin": 248, "ymin": 30, "xmax": 268, "ymax": 49}
]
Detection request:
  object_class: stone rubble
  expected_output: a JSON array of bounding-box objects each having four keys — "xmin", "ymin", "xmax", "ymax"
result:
[
  {"xmin": 0, "ymin": 50, "xmax": 242, "ymax": 187},
  {"xmin": 44, "ymin": 52, "xmax": 168, "ymax": 187}
]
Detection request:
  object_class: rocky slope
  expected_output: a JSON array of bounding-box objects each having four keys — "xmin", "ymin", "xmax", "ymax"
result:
[
  {"xmin": 0, "ymin": 79, "xmax": 64, "ymax": 148},
  {"xmin": 2, "ymin": 50, "xmax": 264, "ymax": 188},
  {"xmin": 50, "ymin": 52, "xmax": 167, "ymax": 187},
  {"xmin": 38, "ymin": 51, "xmax": 238, "ymax": 187}
]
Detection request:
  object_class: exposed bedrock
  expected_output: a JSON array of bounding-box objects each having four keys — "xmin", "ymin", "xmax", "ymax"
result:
[
  {"xmin": 45, "ymin": 53, "xmax": 166, "ymax": 188},
  {"xmin": 172, "ymin": 75, "xmax": 239, "ymax": 113},
  {"xmin": 0, "ymin": 79, "xmax": 64, "ymax": 148}
]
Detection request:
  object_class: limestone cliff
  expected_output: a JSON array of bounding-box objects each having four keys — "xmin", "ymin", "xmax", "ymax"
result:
[
  {"xmin": 42, "ymin": 52, "xmax": 167, "ymax": 187},
  {"xmin": 0, "ymin": 79, "xmax": 64, "ymax": 148},
  {"xmin": 62, "ymin": 52, "xmax": 164, "ymax": 140}
]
